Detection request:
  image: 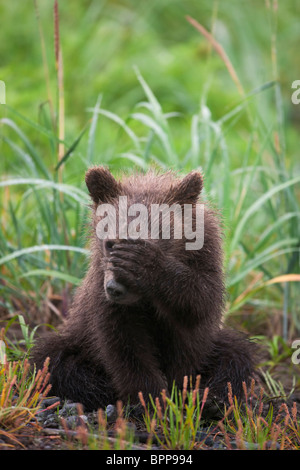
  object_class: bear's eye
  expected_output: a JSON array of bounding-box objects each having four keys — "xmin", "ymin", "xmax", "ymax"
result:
[{"xmin": 104, "ymin": 240, "xmax": 115, "ymax": 254}]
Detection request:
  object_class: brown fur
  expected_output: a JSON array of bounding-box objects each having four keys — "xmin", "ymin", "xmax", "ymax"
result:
[{"xmin": 31, "ymin": 167, "xmax": 256, "ymax": 411}]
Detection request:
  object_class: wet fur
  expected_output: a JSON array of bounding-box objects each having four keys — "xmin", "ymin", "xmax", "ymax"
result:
[{"xmin": 31, "ymin": 168, "xmax": 256, "ymax": 411}]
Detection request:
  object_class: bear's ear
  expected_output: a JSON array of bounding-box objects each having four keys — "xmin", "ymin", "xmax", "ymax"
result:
[
  {"xmin": 173, "ymin": 171, "xmax": 203, "ymax": 204},
  {"xmin": 85, "ymin": 166, "xmax": 121, "ymax": 203}
]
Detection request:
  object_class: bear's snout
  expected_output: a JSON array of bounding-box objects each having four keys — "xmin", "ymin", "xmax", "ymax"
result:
[
  {"xmin": 105, "ymin": 279, "xmax": 127, "ymax": 301},
  {"xmin": 104, "ymin": 268, "xmax": 141, "ymax": 305}
]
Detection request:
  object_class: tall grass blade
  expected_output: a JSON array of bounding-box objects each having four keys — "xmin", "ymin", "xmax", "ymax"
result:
[
  {"xmin": 229, "ymin": 176, "xmax": 300, "ymax": 254},
  {"xmin": 55, "ymin": 122, "xmax": 89, "ymax": 171},
  {"xmin": 0, "ymin": 179, "xmax": 89, "ymax": 204},
  {"xmin": 19, "ymin": 269, "xmax": 82, "ymax": 286},
  {"xmin": 0, "ymin": 118, "xmax": 50, "ymax": 178},
  {"xmin": 0, "ymin": 245, "xmax": 89, "ymax": 266},
  {"xmin": 86, "ymin": 94, "xmax": 102, "ymax": 163}
]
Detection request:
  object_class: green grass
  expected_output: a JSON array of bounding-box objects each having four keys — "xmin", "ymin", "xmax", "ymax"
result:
[
  {"xmin": 1, "ymin": 67, "xmax": 299, "ymax": 335},
  {"xmin": 139, "ymin": 376, "xmax": 210, "ymax": 450},
  {"xmin": 219, "ymin": 381, "xmax": 300, "ymax": 450},
  {"xmin": 0, "ymin": 354, "xmax": 58, "ymax": 448}
]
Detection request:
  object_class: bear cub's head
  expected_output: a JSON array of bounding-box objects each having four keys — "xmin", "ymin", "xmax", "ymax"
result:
[{"xmin": 85, "ymin": 166, "xmax": 203, "ymax": 305}]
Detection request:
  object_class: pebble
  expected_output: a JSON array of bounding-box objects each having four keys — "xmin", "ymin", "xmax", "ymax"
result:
[
  {"xmin": 36, "ymin": 397, "xmax": 268, "ymax": 450},
  {"xmin": 105, "ymin": 404, "xmax": 118, "ymax": 423},
  {"xmin": 195, "ymin": 428, "xmax": 215, "ymax": 446},
  {"xmin": 41, "ymin": 414, "xmax": 60, "ymax": 429},
  {"xmin": 59, "ymin": 401, "xmax": 81, "ymax": 417},
  {"xmin": 40, "ymin": 397, "xmax": 61, "ymax": 409},
  {"xmin": 64, "ymin": 414, "xmax": 88, "ymax": 430}
]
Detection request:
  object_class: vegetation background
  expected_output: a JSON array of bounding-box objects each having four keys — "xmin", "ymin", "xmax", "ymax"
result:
[{"xmin": 0, "ymin": 0, "xmax": 300, "ymax": 429}]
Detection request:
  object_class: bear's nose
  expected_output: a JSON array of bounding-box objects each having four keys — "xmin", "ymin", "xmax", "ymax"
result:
[{"xmin": 105, "ymin": 279, "xmax": 126, "ymax": 299}]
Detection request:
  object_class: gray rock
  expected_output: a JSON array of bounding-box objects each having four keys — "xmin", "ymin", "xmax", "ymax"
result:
[
  {"xmin": 39, "ymin": 397, "xmax": 61, "ymax": 409},
  {"xmin": 42, "ymin": 414, "xmax": 60, "ymax": 429},
  {"xmin": 106, "ymin": 404, "xmax": 118, "ymax": 423},
  {"xmin": 59, "ymin": 401, "xmax": 81, "ymax": 417},
  {"xmin": 64, "ymin": 414, "xmax": 88, "ymax": 430}
]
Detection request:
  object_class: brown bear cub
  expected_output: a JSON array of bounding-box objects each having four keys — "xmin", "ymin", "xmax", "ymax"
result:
[{"xmin": 31, "ymin": 167, "xmax": 256, "ymax": 412}]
